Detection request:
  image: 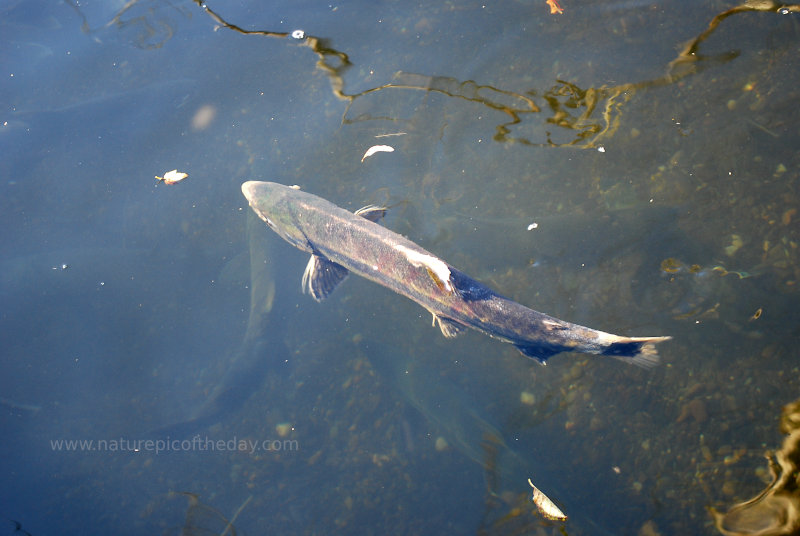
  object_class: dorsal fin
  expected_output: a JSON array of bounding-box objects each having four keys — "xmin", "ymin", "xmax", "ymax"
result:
[{"xmin": 354, "ymin": 205, "xmax": 387, "ymax": 223}]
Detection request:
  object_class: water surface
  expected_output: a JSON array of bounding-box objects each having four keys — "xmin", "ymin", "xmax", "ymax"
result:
[{"xmin": 1, "ymin": 0, "xmax": 799, "ymax": 534}]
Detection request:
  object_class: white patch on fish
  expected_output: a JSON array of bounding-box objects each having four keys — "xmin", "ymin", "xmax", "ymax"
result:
[{"xmin": 394, "ymin": 244, "xmax": 453, "ymax": 293}]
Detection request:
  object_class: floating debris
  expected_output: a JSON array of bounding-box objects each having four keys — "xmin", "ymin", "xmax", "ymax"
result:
[
  {"xmin": 528, "ymin": 478, "xmax": 567, "ymax": 521},
  {"xmin": 155, "ymin": 169, "xmax": 188, "ymax": 185},
  {"xmin": 361, "ymin": 145, "xmax": 394, "ymax": 162},
  {"xmin": 546, "ymin": 0, "xmax": 564, "ymax": 14}
]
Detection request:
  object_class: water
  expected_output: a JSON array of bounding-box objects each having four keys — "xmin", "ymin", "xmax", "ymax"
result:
[{"xmin": 1, "ymin": 0, "xmax": 799, "ymax": 534}]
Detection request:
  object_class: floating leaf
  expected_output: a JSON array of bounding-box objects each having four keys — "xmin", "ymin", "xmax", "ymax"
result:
[
  {"xmin": 361, "ymin": 145, "xmax": 394, "ymax": 162},
  {"xmin": 155, "ymin": 169, "xmax": 188, "ymax": 185}
]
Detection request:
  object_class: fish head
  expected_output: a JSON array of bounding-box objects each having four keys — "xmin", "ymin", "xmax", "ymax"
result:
[{"xmin": 241, "ymin": 181, "xmax": 311, "ymax": 252}]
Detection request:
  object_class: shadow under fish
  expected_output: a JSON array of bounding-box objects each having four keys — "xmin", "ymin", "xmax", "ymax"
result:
[{"xmin": 149, "ymin": 212, "xmax": 290, "ymax": 439}]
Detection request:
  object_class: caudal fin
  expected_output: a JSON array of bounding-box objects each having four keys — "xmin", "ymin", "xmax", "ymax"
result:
[{"xmin": 601, "ymin": 335, "xmax": 672, "ymax": 368}]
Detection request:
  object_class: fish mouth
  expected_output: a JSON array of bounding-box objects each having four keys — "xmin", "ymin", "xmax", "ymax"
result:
[
  {"xmin": 241, "ymin": 181, "xmax": 274, "ymax": 228},
  {"xmin": 241, "ymin": 181, "xmax": 261, "ymax": 203},
  {"xmin": 241, "ymin": 181, "xmax": 310, "ymax": 252}
]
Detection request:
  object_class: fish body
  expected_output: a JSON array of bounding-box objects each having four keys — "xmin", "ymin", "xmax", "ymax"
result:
[{"xmin": 241, "ymin": 181, "xmax": 670, "ymax": 365}]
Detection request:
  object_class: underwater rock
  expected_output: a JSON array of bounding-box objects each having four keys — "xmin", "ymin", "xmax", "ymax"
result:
[
  {"xmin": 677, "ymin": 398, "xmax": 708, "ymax": 424},
  {"xmin": 163, "ymin": 491, "xmax": 251, "ymax": 536},
  {"xmin": 710, "ymin": 398, "xmax": 800, "ymax": 536}
]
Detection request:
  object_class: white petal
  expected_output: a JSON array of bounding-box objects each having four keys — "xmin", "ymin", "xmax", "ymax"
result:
[{"xmin": 361, "ymin": 145, "xmax": 394, "ymax": 162}]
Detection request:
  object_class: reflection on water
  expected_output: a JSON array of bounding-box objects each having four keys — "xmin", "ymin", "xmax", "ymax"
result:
[
  {"xmin": 190, "ymin": 0, "xmax": 799, "ymax": 151},
  {"xmin": 64, "ymin": 0, "xmax": 193, "ymax": 49},
  {"xmin": 711, "ymin": 398, "xmax": 800, "ymax": 536},
  {"xmin": 188, "ymin": 0, "xmax": 744, "ymax": 150}
]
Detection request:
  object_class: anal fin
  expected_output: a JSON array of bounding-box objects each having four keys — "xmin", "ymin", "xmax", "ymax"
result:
[
  {"xmin": 513, "ymin": 342, "xmax": 562, "ymax": 365},
  {"xmin": 302, "ymin": 254, "xmax": 349, "ymax": 301},
  {"xmin": 434, "ymin": 314, "xmax": 465, "ymax": 338}
]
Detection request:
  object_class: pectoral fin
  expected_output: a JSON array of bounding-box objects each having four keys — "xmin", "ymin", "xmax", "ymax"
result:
[
  {"xmin": 302, "ymin": 254, "xmax": 349, "ymax": 302},
  {"xmin": 354, "ymin": 205, "xmax": 388, "ymax": 223}
]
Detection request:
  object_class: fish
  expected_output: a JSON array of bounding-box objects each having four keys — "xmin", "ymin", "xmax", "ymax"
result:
[{"xmin": 241, "ymin": 181, "xmax": 671, "ymax": 366}]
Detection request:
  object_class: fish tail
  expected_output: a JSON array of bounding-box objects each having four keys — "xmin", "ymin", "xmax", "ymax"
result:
[{"xmin": 600, "ymin": 335, "xmax": 672, "ymax": 368}]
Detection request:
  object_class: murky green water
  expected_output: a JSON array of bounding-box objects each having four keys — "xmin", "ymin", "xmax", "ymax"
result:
[{"xmin": 1, "ymin": 0, "xmax": 798, "ymax": 534}]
